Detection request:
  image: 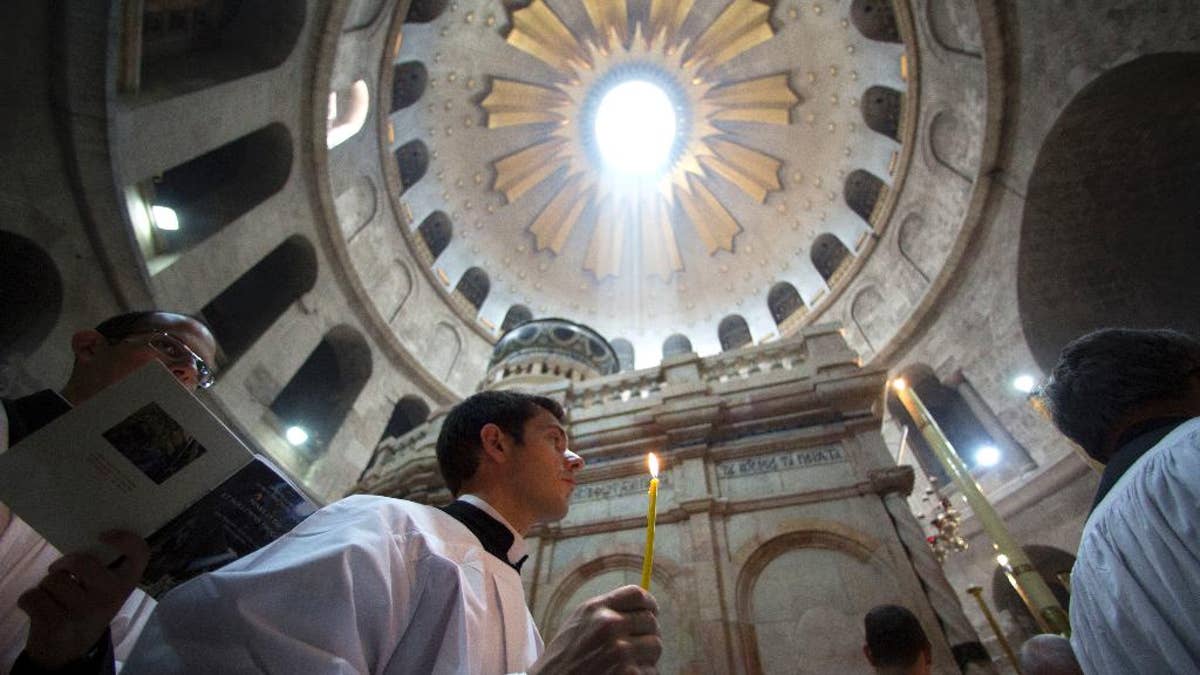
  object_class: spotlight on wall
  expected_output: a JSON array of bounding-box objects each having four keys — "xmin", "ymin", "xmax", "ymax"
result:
[
  {"xmin": 1012, "ymin": 374, "xmax": 1037, "ymax": 394},
  {"xmin": 285, "ymin": 426, "xmax": 310, "ymax": 446},
  {"xmin": 151, "ymin": 205, "xmax": 180, "ymax": 231},
  {"xmin": 974, "ymin": 444, "xmax": 1001, "ymax": 467}
]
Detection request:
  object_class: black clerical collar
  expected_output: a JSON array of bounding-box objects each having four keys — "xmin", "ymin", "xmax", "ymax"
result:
[
  {"xmin": 440, "ymin": 499, "xmax": 529, "ymax": 573},
  {"xmin": 1092, "ymin": 416, "xmax": 1192, "ymax": 511},
  {"xmin": 3, "ymin": 389, "xmax": 72, "ymax": 447}
]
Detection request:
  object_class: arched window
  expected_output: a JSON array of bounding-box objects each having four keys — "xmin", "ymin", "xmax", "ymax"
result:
[
  {"xmin": 395, "ymin": 140, "xmax": 429, "ymax": 192},
  {"xmin": 610, "ymin": 338, "xmax": 635, "ymax": 372},
  {"xmin": 391, "ymin": 62, "xmax": 428, "ymax": 113},
  {"xmin": 810, "ymin": 234, "xmax": 852, "ymax": 283},
  {"xmin": 138, "ymin": 1, "xmax": 305, "ymax": 98},
  {"xmin": 270, "ymin": 326, "xmax": 372, "ymax": 462},
  {"xmin": 417, "ymin": 211, "xmax": 453, "ymax": 259},
  {"xmin": 767, "ymin": 282, "xmax": 805, "ymax": 327},
  {"xmin": 405, "ymin": 0, "xmax": 450, "ymax": 23},
  {"xmin": 0, "ymin": 232, "xmax": 62, "ymax": 358},
  {"xmin": 861, "ymin": 86, "xmax": 902, "ymax": 142},
  {"xmin": 845, "ymin": 170, "xmax": 886, "ymax": 225},
  {"xmin": 378, "ymin": 396, "xmax": 430, "ymax": 444},
  {"xmin": 455, "ymin": 267, "xmax": 490, "ymax": 311},
  {"xmin": 327, "ymin": 80, "xmax": 370, "ymax": 149},
  {"xmin": 500, "ymin": 304, "xmax": 533, "ymax": 333},
  {"xmin": 718, "ymin": 315, "xmax": 753, "ymax": 351},
  {"xmin": 142, "ymin": 123, "xmax": 292, "ymax": 266},
  {"xmin": 662, "ymin": 334, "xmax": 693, "ymax": 359},
  {"xmin": 849, "ymin": 0, "xmax": 900, "ymax": 43},
  {"xmin": 200, "ymin": 236, "xmax": 318, "ymax": 366}
]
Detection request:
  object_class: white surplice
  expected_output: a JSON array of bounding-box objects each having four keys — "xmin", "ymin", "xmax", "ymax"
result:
[
  {"xmin": 122, "ymin": 495, "xmax": 543, "ymax": 674},
  {"xmin": 1070, "ymin": 416, "xmax": 1200, "ymax": 674}
]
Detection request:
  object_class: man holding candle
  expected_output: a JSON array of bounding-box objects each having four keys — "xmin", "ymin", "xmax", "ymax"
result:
[{"xmin": 122, "ymin": 390, "xmax": 664, "ymax": 674}]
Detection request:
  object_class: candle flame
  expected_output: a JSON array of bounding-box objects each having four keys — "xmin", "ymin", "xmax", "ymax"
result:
[
  {"xmin": 892, "ymin": 378, "xmax": 908, "ymax": 391},
  {"xmin": 647, "ymin": 452, "xmax": 659, "ymax": 478}
]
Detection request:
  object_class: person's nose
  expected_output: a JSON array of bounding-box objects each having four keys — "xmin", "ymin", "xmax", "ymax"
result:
[{"xmin": 564, "ymin": 448, "xmax": 585, "ymax": 472}]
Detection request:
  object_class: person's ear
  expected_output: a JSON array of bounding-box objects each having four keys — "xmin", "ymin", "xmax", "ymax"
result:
[
  {"xmin": 479, "ymin": 423, "xmax": 510, "ymax": 465},
  {"xmin": 70, "ymin": 330, "xmax": 107, "ymax": 363}
]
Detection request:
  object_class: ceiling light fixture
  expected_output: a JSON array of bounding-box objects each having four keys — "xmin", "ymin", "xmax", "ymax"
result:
[
  {"xmin": 593, "ymin": 79, "xmax": 677, "ymax": 176},
  {"xmin": 285, "ymin": 426, "xmax": 310, "ymax": 446}
]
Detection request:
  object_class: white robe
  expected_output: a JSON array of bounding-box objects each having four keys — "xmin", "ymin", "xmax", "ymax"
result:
[
  {"xmin": 1070, "ymin": 417, "xmax": 1200, "ymax": 674},
  {"xmin": 122, "ymin": 495, "xmax": 543, "ymax": 674}
]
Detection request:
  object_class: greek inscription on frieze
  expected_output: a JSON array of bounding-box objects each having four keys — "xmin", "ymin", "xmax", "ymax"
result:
[
  {"xmin": 571, "ymin": 474, "xmax": 670, "ymax": 503},
  {"xmin": 715, "ymin": 446, "xmax": 844, "ymax": 479}
]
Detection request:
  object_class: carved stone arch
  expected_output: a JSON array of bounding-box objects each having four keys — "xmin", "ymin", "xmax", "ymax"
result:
[
  {"xmin": 427, "ymin": 321, "xmax": 462, "ymax": 380},
  {"xmin": 334, "ymin": 175, "xmax": 379, "ymax": 241},
  {"xmin": 541, "ymin": 552, "xmax": 694, "ymax": 673},
  {"xmin": 928, "ymin": 110, "xmax": 974, "ymax": 183},
  {"xmin": 850, "ymin": 285, "xmax": 888, "ymax": 352},
  {"xmin": 734, "ymin": 524, "xmax": 890, "ymax": 674},
  {"xmin": 896, "ymin": 212, "xmax": 933, "ymax": 283},
  {"xmin": 925, "ymin": 0, "xmax": 983, "ymax": 58},
  {"xmin": 388, "ymin": 259, "xmax": 415, "ymax": 323},
  {"xmin": 342, "ymin": 0, "xmax": 386, "ymax": 32}
]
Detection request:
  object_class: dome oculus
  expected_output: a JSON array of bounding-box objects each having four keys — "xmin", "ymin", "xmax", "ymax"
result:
[{"xmin": 593, "ymin": 79, "xmax": 678, "ymax": 176}]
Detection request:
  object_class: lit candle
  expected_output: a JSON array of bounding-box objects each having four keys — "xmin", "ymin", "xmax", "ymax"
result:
[{"xmin": 640, "ymin": 452, "xmax": 660, "ymax": 590}]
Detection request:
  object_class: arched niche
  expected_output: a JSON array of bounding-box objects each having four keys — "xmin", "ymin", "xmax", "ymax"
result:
[
  {"xmin": 378, "ymin": 396, "xmax": 430, "ymax": 444},
  {"xmin": 810, "ymin": 233, "xmax": 852, "ymax": 284},
  {"xmin": 200, "ymin": 235, "xmax": 318, "ymax": 367},
  {"xmin": 850, "ymin": 285, "xmax": 887, "ymax": 352},
  {"xmin": 850, "ymin": 0, "xmax": 901, "ymax": 43},
  {"xmin": 0, "ymin": 231, "xmax": 62, "ymax": 357},
  {"xmin": 610, "ymin": 338, "xmax": 635, "ymax": 372},
  {"xmin": 662, "ymin": 333, "xmax": 693, "ymax": 359},
  {"xmin": 735, "ymin": 528, "xmax": 899, "ymax": 674},
  {"xmin": 767, "ymin": 281, "xmax": 805, "ymax": 328},
  {"xmin": 137, "ymin": 1, "xmax": 305, "ymax": 99},
  {"xmin": 391, "ymin": 61, "xmax": 428, "ymax": 113},
  {"xmin": 334, "ymin": 176, "xmax": 378, "ymax": 241},
  {"xmin": 455, "ymin": 267, "xmax": 490, "ymax": 311},
  {"xmin": 861, "ymin": 85, "xmax": 902, "ymax": 142},
  {"xmin": 417, "ymin": 211, "xmax": 452, "ymax": 260},
  {"xmin": 1019, "ymin": 53, "xmax": 1200, "ymax": 371},
  {"xmin": 342, "ymin": 0, "xmax": 386, "ymax": 31},
  {"xmin": 718, "ymin": 314, "xmax": 753, "ymax": 351},
  {"xmin": 395, "ymin": 140, "xmax": 429, "ymax": 193},
  {"xmin": 543, "ymin": 554, "xmax": 695, "ymax": 674},
  {"xmin": 270, "ymin": 325, "xmax": 372, "ymax": 462},
  {"xmin": 144, "ymin": 123, "xmax": 292, "ymax": 263},
  {"xmin": 500, "ymin": 304, "xmax": 533, "ymax": 333},
  {"xmin": 845, "ymin": 170, "xmax": 886, "ymax": 225},
  {"xmin": 406, "ymin": 0, "xmax": 450, "ymax": 23},
  {"xmin": 327, "ymin": 80, "xmax": 370, "ymax": 149},
  {"xmin": 885, "ymin": 364, "xmax": 998, "ymax": 486},
  {"xmin": 426, "ymin": 322, "xmax": 462, "ymax": 380}
]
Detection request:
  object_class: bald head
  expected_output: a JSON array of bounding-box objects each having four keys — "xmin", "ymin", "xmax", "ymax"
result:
[{"xmin": 1019, "ymin": 635, "xmax": 1082, "ymax": 675}]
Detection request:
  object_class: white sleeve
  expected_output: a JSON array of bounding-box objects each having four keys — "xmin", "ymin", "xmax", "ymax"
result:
[{"xmin": 122, "ymin": 496, "xmax": 420, "ymax": 674}]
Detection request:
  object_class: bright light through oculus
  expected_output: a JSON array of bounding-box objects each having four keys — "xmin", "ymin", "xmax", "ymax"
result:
[
  {"xmin": 285, "ymin": 426, "xmax": 309, "ymax": 446},
  {"xmin": 151, "ymin": 205, "xmax": 179, "ymax": 231},
  {"xmin": 974, "ymin": 445, "xmax": 1001, "ymax": 467},
  {"xmin": 594, "ymin": 80, "xmax": 677, "ymax": 176}
]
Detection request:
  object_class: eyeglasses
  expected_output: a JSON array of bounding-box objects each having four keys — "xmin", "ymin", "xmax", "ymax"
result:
[{"xmin": 122, "ymin": 331, "xmax": 216, "ymax": 389}]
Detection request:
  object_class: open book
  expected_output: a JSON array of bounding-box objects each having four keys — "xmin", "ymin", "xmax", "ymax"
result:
[{"xmin": 0, "ymin": 362, "xmax": 317, "ymax": 598}]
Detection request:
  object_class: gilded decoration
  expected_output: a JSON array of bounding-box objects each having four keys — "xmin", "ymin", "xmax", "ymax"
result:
[{"xmin": 482, "ymin": 0, "xmax": 799, "ymax": 280}]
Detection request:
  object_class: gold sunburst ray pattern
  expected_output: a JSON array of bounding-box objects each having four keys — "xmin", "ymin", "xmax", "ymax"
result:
[{"xmin": 483, "ymin": 0, "xmax": 798, "ymax": 280}]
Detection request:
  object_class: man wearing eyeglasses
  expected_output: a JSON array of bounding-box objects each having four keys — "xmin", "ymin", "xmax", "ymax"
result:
[{"xmin": 1, "ymin": 310, "xmax": 217, "ymax": 674}]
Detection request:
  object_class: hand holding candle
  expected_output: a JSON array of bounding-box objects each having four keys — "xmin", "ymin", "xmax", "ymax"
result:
[{"xmin": 640, "ymin": 452, "xmax": 659, "ymax": 590}]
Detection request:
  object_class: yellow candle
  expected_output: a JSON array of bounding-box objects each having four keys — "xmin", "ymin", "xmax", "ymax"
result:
[{"xmin": 640, "ymin": 453, "xmax": 660, "ymax": 590}]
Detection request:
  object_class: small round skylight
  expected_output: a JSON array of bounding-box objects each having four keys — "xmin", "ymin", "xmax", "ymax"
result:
[{"xmin": 593, "ymin": 80, "xmax": 677, "ymax": 176}]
